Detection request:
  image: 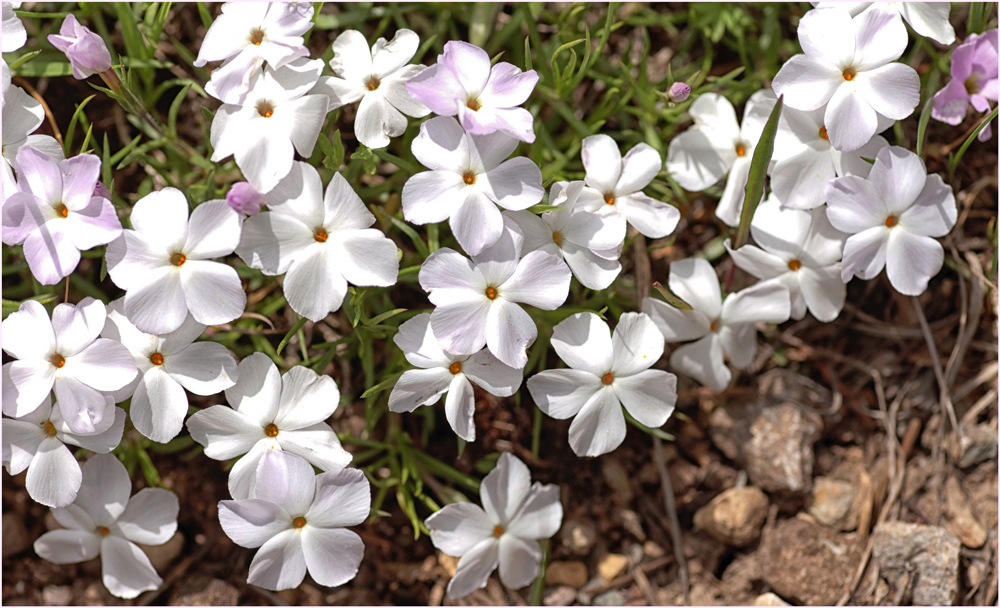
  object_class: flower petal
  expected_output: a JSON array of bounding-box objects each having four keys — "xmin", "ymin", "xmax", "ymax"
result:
[
  {"xmin": 284, "ymin": 246, "xmax": 349, "ymax": 322},
  {"xmin": 247, "ymin": 529, "xmax": 307, "ymax": 591},
  {"xmin": 426, "ymin": 502, "xmax": 494, "ymax": 556},
  {"xmin": 618, "ymin": 193, "xmax": 680, "ymax": 238},
  {"xmin": 506, "ymin": 483, "xmax": 563, "ymax": 540},
  {"xmin": 581, "ymin": 134, "xmax": 622, "ymax": 194},
  {"xmin": 443, "ymin": 374, "xmax": 476, "ymax": 441},
  {"xmin": 527, "ymin": 369, "xmax": 603, "ymax": 420},
  {"xmin": 218, "ymin": 499, "xmax": 290, "ymax": 548},
  {"xmin": 613, "ymin": 370, "xmax": 677, "ymax": 428},
  {"xmin": 567, "ymin": 386, "xmax": 626, "ymax": 457},
  {"xmin": 393, "ymin": 313, "xmax": 452, "ymax": 369},
  {"xmin": 226, "ymin": 352, "xmax": 281, "ymax": 426},
  {"xmin": 824, "ymin": 83, "xmax": 878, "ymax": 152},
  {"xmin": 179, "ymin": 260, "xmax": 246, "ymax": 327},
  {"xmin": 669, "ymin": 334, "xmax": 730, "ymax": 392},
  {"xmin": 116, "ymin": 488, "xmax": 178, "ymax": 546},
  {"xmin": 498, "ymin": 534, "xmax": 541, "ymax": 589},
  {"xmin": 463, "ymin": 348, "xmax": 522, "ymax": 397},
  {"xmin": 898, "ymin": 174, "xmax": 957, "ymax": 238},
  {"xmin": 75, "ymin": 453, "xmax": 131, "ymax": 527},
  {"xmin": 668, "ymin": 257, "xmax": 722, "ymax": 321},
  {"xmin": 301, "ymin": 527, "xmax": 365, "ymax": 587},
  {"xmin": 184, "ymin": 200, "xmax": 242, "ymax": 259},
  {"xmin": 485, "ymin": 298, "xmax": 536, "ymax": 369},
  {"xmin": 772, "ymin": 54, "xmax": 843, "ymax": 112},
  {"xmin": 33, "ymin": 529, "xmax": 100, "ymax": 564},
  {"xmin": 186, "ymin": 405, "xmax": 264, "ymax": 461},
  {"xmin": 274, "ymin": 366, "xmax": 338, "ymax": 430},
  {"xmin": 254, "ymin": 449, "xmax": 316, "ymax": 515},
  {"xmin": 277, "ymin": 423, "xmax": 352, "ymax": 472},
  {"xmin": 550, "ymin": 312, "xmax": 613, "ymax": 376},
  {"xmin": 306, "ymin": 467, "xmax": 371, "ymax": 528},
  {"xmin": 885, "ymin": 229, "xmax": 944, "ymax": 296},
  {"xmin": 499, "ymin": 250, "xmax": 571, "ymax": 310},
  {"xmin": 446, "ymin": 537, "xmax": 499, "ymax": 599},
  {"xmin": 128, "ymin": 367, "xmax": 188, "ymax": 443},
  {"xmin": 856, "ymin": 63, "xmax": 919, "ymax": 121},
  {"xmin": 26, "ymin": 438, "xmax": 81, "ymax": 508},
  {"xmin": 610, "ymin": 312, "xmax": 666, "ymax": 376},
  {"xmin": 841, "ymin": 226, "xmax": 890, "ymax": 282},
  {"xmin": 721, "ymin": 280, "xmax": 791, "ymax": 326}
]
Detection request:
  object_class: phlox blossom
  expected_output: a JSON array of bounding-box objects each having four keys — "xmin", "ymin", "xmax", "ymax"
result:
[
  {"xmin": 814, "ymin": 2, "xmax": 955, "ymax": 45},
  {"xmin": 33, "ymin": 454, "xmax": 179, "ymax": 598},
  {"xmin": 2, "ymin": 2, "xmax": 25, "ymax": 53},
  {"xmin": 825, "ymin": 146, "xmax": 957, "ymax": 296},
  {"xmin": 426, "ymin": 453, "xmax": 562, "ymax": 598},
  {"xmin": 932, "ymin": 29, "xmax": 998, "ymax": 141},
  {"xmin": 527, "ymin": 312, "xmax": 677, "ymax": 457},
  {"xmin": 388, "ymin": 313, "xmax": 522, "ymax": 441},
  {"xmin": 643, "ymin": 258, "xmax": 791, "ymax": 392},
  {"xmin": 47, "ymin": 15, "xmax": 112, "ymax": 80},
  {"xmin": 186, "ymin": 353, "xmax": 351, "ymax": 500},
  {"xmin": 2, "ymin": 85, "xmax": 64, "ymax": 198}
]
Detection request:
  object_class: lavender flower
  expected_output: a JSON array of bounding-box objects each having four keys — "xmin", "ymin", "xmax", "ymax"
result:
[
  {"xmin": 668, "ymin": 82, "xmax": 691, "ymax": 103},
  {"xmin": 48, "ymin": 15, "xmax": 112, "ymax": 80},
  {"xmin": 932, "ymin": 29, "xmax": 998, "ymax": 141},
  {"xmin": 226, "ymin": 182, "xmax": 266, "ymax": 215}
]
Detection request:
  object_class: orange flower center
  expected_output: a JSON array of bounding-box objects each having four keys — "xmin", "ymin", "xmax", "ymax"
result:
[
  {"xmin": 292, "ymin": 517, "xmax": 307, "ymax": 529},
  {"xmin": 787, "ymin": 259, "xmax": 802, "ymax": 271},
  {"xmin": 249, "ymin": 28, "xmax": 264, "ymax": 46},
  {"xmin": 366, "ymin": 76, "xmax": 381, "ymax": 91},
  {"xmin": 50, "ymin": 353, "xmax": 66, "ymax": 368},
  {"xmin": 604, "ymin": 193, "xmax": 616, "ymax": 205},
  {"xmin": 467, "ymin": 98, "xmax": 481, "ymax": 111},
  {"xmin": 601, "ymin": 372, "xmax": 614, "ymax": 385},
  {"xmin": 264, "ymin": 423, "xmax": 279, "ymax": 437},
  {"xmin": 484, "ymin": 286, "xmax": 498, "ymax": 300},
  {"xmin": 96, "ymin": 526, "xmax": 110, "ymax": 536},
  {"xmin": 150, "ymin": 352, "xmax": 165, "ymax": 366},
  {"xmin": 885, "ymin": 215, "xmax": 899, "ymax": 228},
  {"xmin": 170, "ymin": 252, "xmax": 186, "ymax": 267},
  {"xmin": 735, "ymin": 144, "xmax": 747, "ymax": 157},
  {"xmin": 42, "ymin": 421, "xmax": 57, "ymax": 437},
  {"xmin": 818, "ymin": 126, "xmax": 828, "ymax": 140},
  {"xmin": 842, "ymin": 67, "xmax": 856, "ymax": 81},
  {"xmin": 709, "ymin": 321, "xmax": 719, "ymax": 332},
  {"xmin": 448, "ymin": 361, "xmax": 462, "ymax": 375},
  {"xmin": 965, "ymin": 76, "xmax": 981, "ymax": 95},
  {"xmin": 256, "ymin": 100, "xmax": 275, "ymax": 118},
  {"xmin": 314, "ymin": 227, "xmax": 329, "ymax": 243},
  {"xmin": 463, "ymin": 171, "xmax": 476, "ymax": 185},
  {"xmin": 54, "ymin": 203, "xmax": 69, "ymax": 218},
  {"xmin": 551, "ymin": 231, "xmax": 564, "ymax": 247},
  {"xmin": 493, "ymin": 525, "xmax": 504, "ymax": 537}
]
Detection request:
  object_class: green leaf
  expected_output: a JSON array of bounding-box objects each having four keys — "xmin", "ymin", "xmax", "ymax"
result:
[
  {"xmin": 277, "ymin": 316, "xmax": 308, "ymax": 355},
  {"xmin": 15, "ymin": 58, "xmax": 73, "ymax": 78},
  {"xmin": 652, "ymin": 281, "xmax": 692, "ymax": 310},
  {"xmin": 64, "ymin": 95, "xmax": 97, "ymax": 158},
  {"xmin": 7, "ymin": 49, "xmax": 41, "ymax": 71},
  {"xmin": 364, "ymin": 308, "xmax": 407, "ymax": 327},
  {"xmin": 949, "ymin": 105, "xmax": 998, "ymax": 179},
  {"xmin": 915, "ymin": 96, "xmax": 934, "ymax": 158},
  {"xmin": 733, "ymin": 95, "xmax": 783, "ymax": 250},
  {"xmin": 623, "ymin": 408, "xmax": 675, "ymax": 442},
  {"xmin": 196, "ymin": 2, "xmax": 214, "ymax": 31},
  {"xmin": 359, "ymin": 371, "xmax": 404, "ymax": 400}
]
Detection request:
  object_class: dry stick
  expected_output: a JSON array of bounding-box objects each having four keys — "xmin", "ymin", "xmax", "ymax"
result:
[
  {"xmin": 587, "ymin": 556, "xmax": 674, "ymax": 595},
  {"xmin": 945, "ymin": 248, "xmax": 986, "ymax": 389},
  {"xmin": 632, "ymin": 231, "xmax": 689, "ymax": 605},
  {"xmin": 13, "ymin": 76, "xmax": 64, "ymax": 146},
  {"xmin": 911, "ymin": 296, "xmax": 961, "ymax": 435}
]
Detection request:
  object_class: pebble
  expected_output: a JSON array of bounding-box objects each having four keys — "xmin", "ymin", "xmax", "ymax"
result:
[
  {"xmin": 752, "ymin": 592, "xmax": 790, "ymax": 606},
  {"xmin": 693, "ymin": 486, "xmax": 769, "ymax": 547},
  {"xmin": 42, "ymin": 585, "xmax": 73, "ymax": 606},
  {"xmin": 872, "ymin": 521, "xmax": 960, "ymax": 606},
  {"xmin": 597, "ymin": 553, "xmax": 629, "ymax": 582},
  {"xmin": 642, "ymin": 540, "xmax": 665, "ymax": 558},
  {"xmin": 592, "ymin": 589, "xmax": 626, "ymax": 606},
  {"xmin": 170, "ymin": 579, "xmax": 239, "ymax": 606},
  {"xmin": 545, "ymin": 561, "xmax": 589, "ymax": 589},
  {"xmin": 139, "ymin": 531, "xmax": 184, "ymax": 571},
  {"xmin": 947, "ymin": 424, "xmax": 998, "ymax": 468},
  {"xmin": 619, "ymin": 508, "xmax": 646, "ymax": 541},
  {"xmin": 943, "ymin": 476, "xmax": 987, "ymax": 548},
  {"xmin": 560, "ymin": 519, "xmax": 597, "ymax": 555},
  {"xmin": 807, "ymin": 477, "xmax": 859, "ymax": 531},
  {"xmin": 758, "ymin": 517, "xmax": 861, "ymax": 605},
  {"xmin": 601, "ymin": 459, "xmax": 634, "ymax": 504},
  {"xmin": 2, "ymin": 512, "xmax": 31, "ymax": 558},
  {"xmin": 437, "ymin": 552, "xmax": 458, "ymax": 577},
  {"xmin": 543, "ymin": 586, "xmax": 578, "ymax": 606}
]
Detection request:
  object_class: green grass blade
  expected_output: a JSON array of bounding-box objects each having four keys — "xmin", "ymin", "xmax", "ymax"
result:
[
  {"xmin": 277, "ymin": 316, "xmax": 308, "ymax": 355},
  {"xmin": 733, "ymin": 95, "xmax": 783, "ymax": 250},
  {"xmin": 915, "ymin": 96, "xmax": 934, "ymax": 158},
  {"xmin": 948, "ymin": 105, "xmax": 998, "ymax": 179}
]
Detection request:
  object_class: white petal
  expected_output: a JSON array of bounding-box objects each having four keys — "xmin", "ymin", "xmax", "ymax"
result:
[
  {"xmin": 355, "ymin": 92, "xmax": 405, "ymax": 149},
  {"xmin": 402, "ymin": 171, "xmax": 470, "ymax": 225},
  {"xmin": 868, "ymin": 145, "xmax": 928, "ymax": 215},
  {"xmin": 618, "ymin": 193, "xmax": 680, "ymax": 238},
  {"xmin": 420, "ymin": 247, "xmax": 484, "ymax": 292},
  {"xmin": 527, "ymin": 369, "xmax": 603, "ymax": 420},
  {"xmin": 218, "ymin": 499, "xmax": 290, "ymax": 548},
  {"xmin": 772, "ymin": 54, "xmax": 843, "ymax": 112},
  {"xmin": 898, "ymin": 2, "xmax": 954, "ymax": 44},
  {"xmin": 426, "ymin": 503, "xmax": 494, "ymax": 556},
  {"xmin": 824, "ymin": 83, "xmax": 878, "ymax": 152},
  {"xmin": 440, "ymin": 374, "xmax": 474, "ymax": 441},
  {"xmin": 228, "ymin": 438, "xmax": 278, "ymax": 500},
  {"xmin": 567, "ymin": 387, "xmax": 626, "ymax": 457},
  {"xmin": 335, "ymin": 229, "xmax": 399, "ymax": 287},
  {"xmin": 727, "ymin": 242, "xmax": 790, "ymax": 280},
  {"xmin": 898, "ymin": 174, "xmax": 956, "ymax": 238},
  {"xmin": 306, "ymin": 467, "xmax": 371, "ymax": 528},
  {"xmin": 164, "ymin": 342, "xmax": 238, "ymax": 395},
  {"xmin": 429, "ymin": 293, "xmax": 491, "ymax": 356},
  {"xmin": 616, "ymin": 143, "xmax": 661, "ymax": 194},
  {"xmin": 499, "ymin": 250, "xmax": 571, "ymax": 310},
  {"xmin": 550, "ymin": 312, "xmax": 613, "ymax": 376},
  {"xmin": 116, "ymin": 488, "xmax": 178, "ymax": 546},
  {"xmin": 446, "ymin": 537, "xmax": 499, "ymax": 599},
  {"xmin": 640, "ymin": 298, "xmax": 711, "ymax": 343},
  {"xmin": 284, "ymin": 246, "xmax": 349, "ymax": 321},
  {"xmin": 481, "ymin": 452, "xmax": 531, "ymax": 525},
  {"xmin": 497, "ymin": 534, "xmax": 541, "ymax": 589},
  {"xmin": 33, "ymin": 529, "xmax": 100, "ymax": 564},
  {"xmin": 721, "ymin": 280, "xmax": 791, "ymax": 326},
  {"xmin": 2, "ymin": 418, "xmax": 45, "ymax": 476},
  {"xmin": 581, "ymin": 134, "xmax": 623, "ymax": 194},
  {"xmin": 798, "ymin": 7, "xmax": 856, "ymax": 67},
  {"xmin": 825, "ymin": 175, "xmax": 885, "ymax": 233},
  {"xmin": 57, "ymin": 406, "xmax": 126, "ymax": 454},
  {"xmin": 128, "ymin": 368, "xmax": 188, "ymax": 443},
  {"xmin": 274, "ymin": 366, "xmax": 338, "ymax": 430},
  {"xmin": 485, "ymin": 298, "xmax": 536, "ymax": 369},
  {"xmin": 63, "ymin": 338, "xmax": 137, "ymax": 392},
  {"xmin": 562, "ymin": 243, "xmax": 621, "ymax": 290},
  {"xmin": 254, "ymin": 449, "xmax": 316, "ymax": 514},
  {"xmin": 611, "ymin": 312, "xmax": 665, "ymax": 376},
  {"xmin": 2, "ymin": 299, "xmax": 55, "ymax": 360},
  {"xmin": 277, "ymin": 423, "xmax": 352, "ymax": 472},
  {"xmin": 852, "ymin": 8, "xmax": 907, "ymax": 71},
  {"xmin": 51, "ymin": 298, "xmax": 106, "ymax": 356},
  {"xmin": 411, "ymin": 116, "xmax": 469, "ymax": 173},
  {"xmin": 665, "ymin": 129, "xmax": 731, "ymax": 191},
  {"xmin": 247, "ymin": 529, "xmax": 307, "ymax": 591},
  {"xmin": 841, "ymin": 227, "xmax": 890, "ymax": 281},
  {"xmin": 717, "ymin": 322, "xmax": 759, "ymax": 369},
  {"xmin": 26, "ymin": 438, "xmax": 81, "ymax": 508},
  {"xmin": 669, "ymin": 257, "xmax": 722, "ymax": 320},
  {"xmin": 468, "ymin": 129, "xmax": 520, "ymax": 172},
  {"xmin": 388, "ymin": 368, "xmax": 452, "ymax": 412},
  {"xmin": 185, "ymin": 405, "xmax": 264, "ymax": 461},
  {"xmin": 180, "ymin": 260, "xmax": 246, "ymax": 326},
  {"xmin": 669, "ymin": 334, "xmax": 730, "ymax": 392},
  {"xmin": 450, "ymin": 190, "xmax": 504, "ymax": 256},
  {"xmin": 393, "ymin": 313, "xmax": 452, "ymax": 369},
  {"xmin": 856, "ymin": 63, "xmax": 919, "ymax": 121},
  {"xmin": 52, "ymin": 378, "xmax": 115, "ymax": 436},
  {"xmin": 480, "ymin": 157, "xmax": 544, "ymax": 211},
  {"xmin": 798, "ymin": 266, "xmax": 847, "ymax": 322},
  {"xmin": 122, "ymin": 268, "xmax": 189, "ymax": 336},
  {"xmin": 506, "ymin": 483, "xmax": 563, "ymax": 540},
  {"xmin": 714, "ymin": 157, "xmax": 752, "ymax": 227},
  {"xmin": 613, "ymin": 370, "xmax": 677, "ymax": 428},
  {"xmin": 301, "ymin": 527, "xmax": 364, "ymax": 587},
  {"xmin": 50, "ymin": 503, "xmax": 95, "ymax": 532},
  {"xmin": 770, "ymin": 149, "xmax": 835, "ymax": 210},
  {"xmin": 226, "ymin": 353, "xmax": 281, "ymax": 426},
  {"xmin": 184, "ymin": 200, "xmax": 242, "ymax": 259},
  {"xmin": 885, "ymin": 229, "xmax": 943, "ymax": 296},
  {"xmin": 75, "ymin": 453, "xmax": 131, "ymax": 527},
  {"xmin": 3, "ymin": 360, "xmax": 55, "ymax": 419}
]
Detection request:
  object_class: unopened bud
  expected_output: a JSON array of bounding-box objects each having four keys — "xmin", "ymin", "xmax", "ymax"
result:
[
  {"xmin": 668, "ymin": 82, "xmax": 691, "ymax": 103},
  {"xmin": 93, "ymin": 181, "xmax": 112, "ymax": 201},
  {"xmin": 226, "ymin": 182, "xmax": 265, "ymax": 215},
  {"xmin": 47, "ymin": 15, "xmax": 112, "ymax": 80}
]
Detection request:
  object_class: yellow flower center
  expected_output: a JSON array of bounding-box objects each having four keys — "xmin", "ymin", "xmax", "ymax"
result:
[
  {"xmin": 735, "ymin": 144, "xmax": 747, "ymax": 157},
  {"xmin": 819, "ymin": 126, "xmax": 828, "ymax": 140},
  {"xmin": 551, "ymin": 231, "xmax": 564, "ymax": 247},
  {"xmin": 314, "ymin": 227, "xmax": 329, "ymax": 243},
  {"xmin": 170, "ymin": 252, "xmax": 186, "ymax": 267},
  {"xmin": 366, "ymin": 76, "xmax": 380, "ymax": 91},
  {"xmin": 709, "ymin": 321, "xmax": 719, "ymax": 332},
  {"xmin": 467, "ymin": 98, "xmax": 481, "ymax": 111},
  {"xmin": 601, "ymin": 372, "xmax": 614, "ymax": 385},
  {"xmin": 292, "ymin": 516, "xmax": 307, "ymax": 529},
  {"xmin": 42, "ymin": 421, "xmax": 57, "ymax": 437},
  {"xmin": 256, "ymin": 101, "xmax": 275, "ymax": 118},
  {"xmin": 604, "ymin": 193, "xmax": 616, "ymax": 205},
  {"xmin": 965, "ymin": 76, "xmax": 981, "ymax": 95},
  {"xmin": 54, "ymin": 203, "xmax": 69, "ymax": 218},
  {"xmin": 463, "ymin": 171, "xmax": 476, "ymax": 185},
  {"xmin": 264, "ymin": 423, "xmax": 279, "ymax": 437},
  {"xmin": 449, "ymin": 361, "xmax": 462, "ymax": 375},
  {"xmin": 150, "ymin": 352, "xmax": 165, "ymax": 366},
  {"xmin": 493, "ymin": 525, "xmax": 504, "ymax": 537},
  {"xmin": 484, "ymin": 286, "xmax": 498, "ymax": 300},
  {"xmin": 96, "ymin": 526, "xmax": 110, "ymax": 536}
]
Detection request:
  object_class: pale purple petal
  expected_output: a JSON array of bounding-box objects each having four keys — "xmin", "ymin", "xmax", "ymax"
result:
[
  {"xmin": 300, "ymin": 527, "xmax": 364, "ymax": 587},
  {"xmin": 218, "ymin": 499, "xmax": 290, "ymax": 548},
  {"xmin": 885, "ymin": 229, "xmax": 944, "ymax": 296}
]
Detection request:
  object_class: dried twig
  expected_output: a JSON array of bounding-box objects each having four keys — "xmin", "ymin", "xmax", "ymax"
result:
[
  {"xmin": 13, "ymin": 76, "xmax": 64, "ymax": 146},
  {"xmin": 911, "ymin": 296, "xmax": 961, "ymax": 434},
  {"xmin": 653, "ymin": 437, "xmax": 689, "ymax": 606}
]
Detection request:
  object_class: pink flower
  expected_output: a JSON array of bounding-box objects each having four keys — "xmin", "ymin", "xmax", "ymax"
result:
[
  {"xmin": 48, "ymin": 15, "xmax": 112, "ymax": 80},
  {"xmin": 226, "ymin": 182, "xmax": 265, "ymax": 215},
  {"xmin": 932, "ymin": 29, "xmax": 998, "ymax": 141},
  {"xmin": 668, "ymin": 82, "xmax": 691, "ymax": 103}
]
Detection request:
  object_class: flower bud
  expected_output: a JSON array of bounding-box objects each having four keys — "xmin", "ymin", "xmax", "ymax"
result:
[
  {"xmin": 226, "ymin": 182, "xmax": 265, "ymax": 215},
  {"xmin": 668, "ymin": 82, "xmax": 691, "ymax": 103},
  {"xmin": 47, "ymin": 15, "xmax": 112, "ymax": 80},
  {"xmin": 93, "ymin": 181, "xmax": 112, "ymax": 201}
]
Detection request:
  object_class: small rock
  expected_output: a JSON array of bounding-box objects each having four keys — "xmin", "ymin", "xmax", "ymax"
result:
[
  {"xmin": 947, "ymin": 424, "xmax": 998, "ymax": 468},
  {"xmin": 808, "ymin": 477, "xmax": 859, "ymax": 531},
  {"xmin": 758, "ymin": 517, "xmax": 861, "ymax": 605},
  {"xmin": 139, "ymin": 531, "xmax": 184, "ymax": 571},
  {"xmin": 619, "ymin": 508, "xmax": 646, "ymax": 541},
  {"xmin": 2, "ymin": 512, "xmax": 31, "ymax": 558},
  {"xmin": 545, "ymin": 561, "xmax": 588, "ymax": 589},
  {"xmin": 42, "ymin": 585, "xmax": 73, "ymax": 606},
  {"xmin": 597, "ymin": 553, "xmax": 629, "ymax": 582},
  {"xmin": 171, "ymin": 579, "xmax": 239, "ymax": 606},
  {"xmin": 543, "ymin": 586, "xmax": 577, "ymax": 606},
  {"xmin": 872, "ymin": 521, "xmax": 961, "ymax": 606},
  {"xmin": 602, "ymin": 459, "xmax": 634, "ymax": 503},
  {"xmin": 560, "ymin": 520, "xmax": 597, "ymax": 555},
  {"xmin": 642, "ymin": 541, "xmax": 665, "ymax": 558},
  {"xmin": 625, "ymin": 542, "xmax": 644, "ymax": 566},
  {"xmin": 943, "ymin": 476, "xmax": 987, "ymax": 548},
  {"xmin": 592, "ymin": 590, "xmax": 626, "ymax": 606},
  {"xmin": 693, "ymin": 486, "xmax": 769, "ymax": 547},
  {"xmin": 752, "ymin": 592, "xmax": 790, "ymax": 606},
  {"xmin": 438, "ymin": 552, "xmax": 458, "ymax": 577}
]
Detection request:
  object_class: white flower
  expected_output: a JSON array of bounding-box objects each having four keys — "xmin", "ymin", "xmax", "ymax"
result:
[
  {"xmin": 33, "ymin": 453, "xmax": 179, "ymax": 599},
  {"xmin": 105, "ymin": 189, "xmax": 247, "ymax": 335},
  {"xmin": 725, "ymin": 199, "xmax": 848, "ymax": 322},
  {"xmin": 813, "ymin": 2, "xmax": 955, "ymax": 45},
  {"xmin": 388, "ymin": 313, "xmax": 522, "ymax": 441},
  {"xmin": 577, "ymin": 134, "xmax": 680, "ymax": 238},
  {"xmin": 664, "ymin": 91, "xmax": 776, "ymax": 226},
  {"xmin": 194, "ymin": 1, "xmax": 314, "ymax": 104},
  {"xmin": 210, "ymin": 58, "xmax": 330, "ymax": 194},
  {"xmin": 218, "ymin": 450, "xmax": 369, "ymax": 591},
  {"xmin": 2, "ymin": 2, "xmax": 26, "ymax": 53},
  {"xmin": 2, "ymin": 85, "xmax": 64, "ymax": 196},
  {"xmin": 236, "ymin": 162, "xmax": 399, "ymax": 322},
  {"xmin": 772, "ymin": 7, "xmax": 920, "ymax": 152},
  {"xmin": 186, "ymin": 353, "xmax": 351, "ymax": 500},
  {"xmin": 315, "ymin": 29, "xmax": 429, "ymax": 149},
  {"xmin": 418, "ymin": 219, "xmax": 571, "ymax": 369},
  {"xmin": 770, "ymin": 101, "xmax": 890, "ymax": 209},
  {"xmin": 101, "ymin": 299, "xmax": 238, "ymax": 443},
  {"xmin": 426, "ymin": 452, "xmax": 562, "ymax": 599},
  {"xmin": 825, "ymin": 145, "xmax": 957, "ymax": 296},
  {"xmin": 504, "ymin": 180, "xmax": 624, "ymax": 290},
  {"xmin": 3, "ymin": 396, "xmax": 125, "ymax": 508},
  {"xmin": 401, "ymin": 115, "xmax": 543, "ymax": 256},
  {"xmin": 642, "ymin": 258, "xmax": 791, "ymax": 392},
  {"xmin": 1, "ymin": 298, "xmax": 137, "ymax": 435},
  {"xmin": 526, "ymin": 312, "xmax": 677, "ymax": 457}
]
